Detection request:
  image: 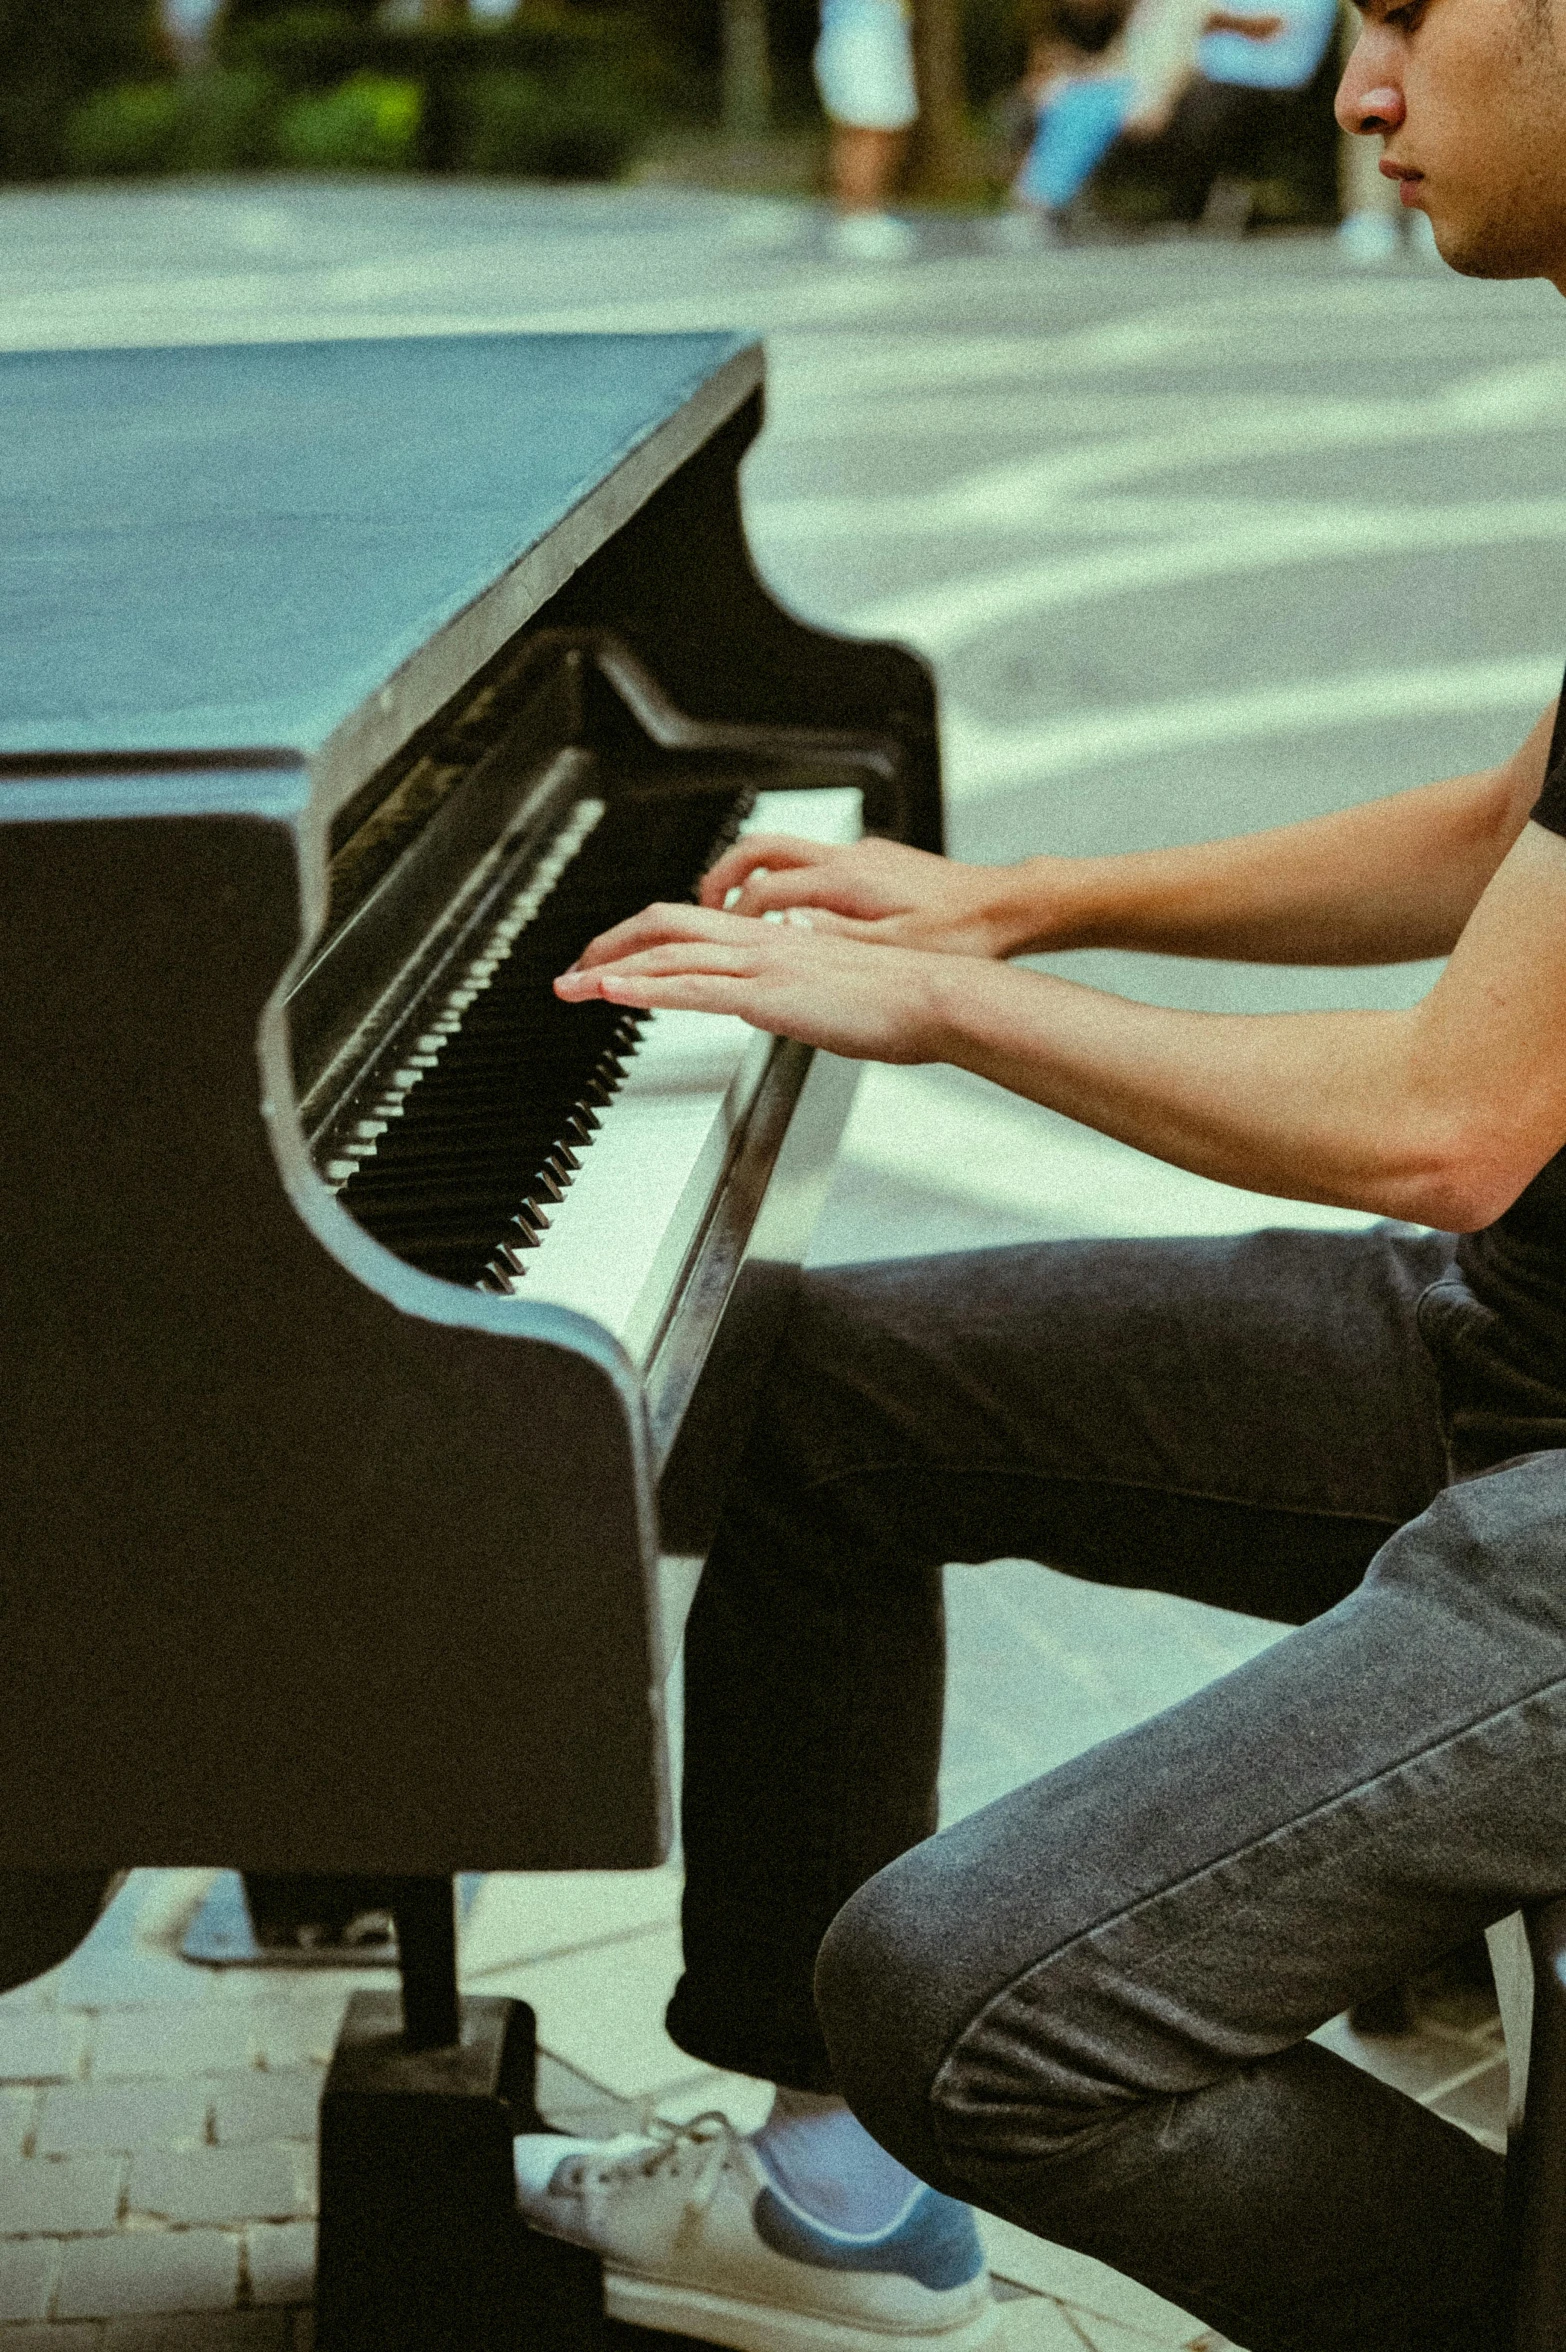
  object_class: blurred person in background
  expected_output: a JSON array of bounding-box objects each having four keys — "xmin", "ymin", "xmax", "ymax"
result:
[
  {"xmin": 1012, "ymin": 0, "xmax": 1326, "ymax": 234},
  {"xmin": 1105, "ymin": 0, "xmax": 1339, "ymax": 225},
  {"xmin": 1006, "ymin": 0, "xmax": 1131, "ymax": 234},
  {"xmin": 813, "ymin": 0, "xmax": 921, "ymax": 260},
  {"xmin": 160, "ymin": 0, "xmax": 223, "ymax": 66}
]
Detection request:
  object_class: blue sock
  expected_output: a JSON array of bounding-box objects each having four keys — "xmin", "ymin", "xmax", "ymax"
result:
[{"xmin": 750, "ymin": 2088, "xmax": 926, "ymax": 2235}]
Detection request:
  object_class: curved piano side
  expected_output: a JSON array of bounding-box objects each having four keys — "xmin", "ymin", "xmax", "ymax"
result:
[{"xmin": 0, "ymin": 767, "xmax": 671, "ymax": 1880}]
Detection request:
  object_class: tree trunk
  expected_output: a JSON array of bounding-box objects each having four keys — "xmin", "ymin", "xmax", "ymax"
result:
[
  {"xmin": 907, "ymin": 0, "xmax": 968, "ymax": 199},
  {"xmin": 722, "ymin": 0, "xmax": 772, "ymax": 143}
]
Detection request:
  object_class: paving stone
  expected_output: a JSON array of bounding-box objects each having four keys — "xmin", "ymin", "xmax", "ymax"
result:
[
  {"xmin": 0, "ymin": 2012, "xmax": 88, "ymax": 2085},
  {"xmin": 0, "ymin": 2237, "xmax": 60, "ymax": 2324},
  {"xmin": 103, "ymin": 2312, "xmax": 292, "ymax": 2349},
  {"xmin": 92, "ymin": 2008, "xmax": 260, "ymax": 2082},
  {"xmin": 534, "ymin": 2050, "xmax": 637, "ymax": 2140},
  {"xmin": 998, "ymin": 2294, "xmax": 1100, "ymax": 2350},
  {"xmin": 246, "ymin": 2219, "xmax": 315, "ymax": 2307},
  {"xmin": 0, "ymin": 2328, "xmax": 103, "ymax": 2350},
  {"xmin": 463, "ymin": 1868, "xmax": 681, "ymax": 1975},
  {"xmin": 1, "ymin": 2085, "xmax": 37, "ymax": 2155},
  {"xmin": 1067, "ymin": 2316, "xmax": 1209, "ymax": 2351},
  {"xmin": 37, "ymin": 2082, "xmax": 211, "ymax": 2156},
  {"xmin": 56, "ymin": 2228, "xmax": 241, "ymax": 2320},
  {"xmin": 1429, "ymin": 2054, "xmax": 1510, "ymax": 2152},
  {"xmin": 1313, "ymin": 2010, "xmax": 1506, "ymax": 2108},
  {"xmin": 127, "ymin": 2144, "xmax": 314, "ymax": 2228},
  {"xmin": 248, "ymin": 1999, "xmax": 351, "ymax": 2074},
  {"xmin": 211, "ymin": 2070, "xmax": 322, "ymax": 2149},
  {"xmin": 0, "ymin": 2153, "xmax": 125, "ymax": 2236},
  {"xmin": 980, "ymin": 2216, "xmax": 1203, "ymax": 2343}
]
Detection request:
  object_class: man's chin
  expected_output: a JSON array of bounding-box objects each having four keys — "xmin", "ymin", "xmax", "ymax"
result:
[{"xmin": 1420, "ymin": 201, "xmax": 1564, "ymax": 281}]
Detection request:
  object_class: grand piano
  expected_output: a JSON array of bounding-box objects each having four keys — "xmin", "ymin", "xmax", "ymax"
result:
[{"xmin": 0, "ymin": 330, "xmax": 941, "ymax": 2347}]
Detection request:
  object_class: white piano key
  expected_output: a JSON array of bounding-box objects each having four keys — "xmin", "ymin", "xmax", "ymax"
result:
[{"xmin": 513, "ymin": 786, "xmax": 863, "ymax": 1355}]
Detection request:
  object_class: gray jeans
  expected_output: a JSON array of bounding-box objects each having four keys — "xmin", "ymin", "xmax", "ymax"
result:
[{"xmin": 668, "ymin": 1225, "xmax": 1566, "ymax": 2352}]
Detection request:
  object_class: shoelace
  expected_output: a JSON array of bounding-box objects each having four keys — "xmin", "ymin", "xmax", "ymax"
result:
[{"xmin": 566, "ymin": 2111, "xmax": 748, "ymax": 2219}]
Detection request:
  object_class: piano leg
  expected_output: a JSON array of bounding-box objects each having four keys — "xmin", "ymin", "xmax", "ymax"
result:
[{"xmin": 314, "ymin": 1873, "xmax": 607, "ymax": 2352}]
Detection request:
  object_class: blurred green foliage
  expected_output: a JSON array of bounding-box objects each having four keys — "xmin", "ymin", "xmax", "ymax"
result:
[
  {"xmin": 454, "ymin": 64, "xmax": 652, "ymax": 179},
  {"xmin": 65, "ymin": 68, "xmax": 284, "ymax": 175},
  {"xmin": 16, "ymin": 5, "xmax": 660, "ymax": 182},
  {"xmin": 5, "ymin": 0, "xmax": 1333, "ymax": 222},
  {"xmin": 217, "ymin": 6, "xmax": 662, "ymax": 171},
  {"xmin": 0, "ymin": 0, "xmax": 168, "ymax": 179},
  {"xmin": 274, "ymin": 68, "xmax": 422, "ymax": 168}
]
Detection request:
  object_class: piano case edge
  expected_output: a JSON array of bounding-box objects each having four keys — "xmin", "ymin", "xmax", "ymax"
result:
[{"xmin": 0, "ymin": 788, "xmax": 672, "ymax": 1877}]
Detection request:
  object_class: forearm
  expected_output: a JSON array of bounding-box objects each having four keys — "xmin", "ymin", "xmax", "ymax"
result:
[
  {"xmin": 931, "ymin": 958, "xmax": 1475, "ymax": 1223},
  {"xmin": 990, "ymin": 762, "xmax": 1533, "ymax": 967}
]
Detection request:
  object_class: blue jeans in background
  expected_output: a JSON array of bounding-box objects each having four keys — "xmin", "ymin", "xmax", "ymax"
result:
[{"xmin": 1016, "ymin": 76, "xmax": 1135, "ymax": 211}]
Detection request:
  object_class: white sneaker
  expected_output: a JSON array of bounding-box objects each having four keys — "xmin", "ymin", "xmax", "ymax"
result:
[
  {"xmin": 514, "ymin": 2113, "xmax": 998, "ymax": 2352},
  {"xmin": 828, "ymin": 212, "xmax": 920, "ymax": 263}
]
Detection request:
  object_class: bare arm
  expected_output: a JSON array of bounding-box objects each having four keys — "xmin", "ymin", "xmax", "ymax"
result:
[
  {"xmin": 561, "ymin": 791, "xmax": 1566, "ymax": 1230},
  {"xmin": 701, "ymin": 703, "xmax": 1556, "ymax": 968}
]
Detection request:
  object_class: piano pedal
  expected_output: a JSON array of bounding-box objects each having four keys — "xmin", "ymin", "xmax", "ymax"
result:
[{"xmin": 316, "ymin": 1988, "xmax": 609, "ymax": 2352}]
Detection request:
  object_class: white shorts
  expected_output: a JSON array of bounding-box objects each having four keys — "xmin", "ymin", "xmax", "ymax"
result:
[{"xmin": 813, "ymin": 0, "xmax": 919, "ymax": 132}]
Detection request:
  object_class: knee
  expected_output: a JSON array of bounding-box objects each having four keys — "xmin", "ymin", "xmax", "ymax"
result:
[
  {"xmin": 815, "ymin": 1815, "xmax": 1133, "ymax": 2187},
  {"xmin": 814, "ymin": 1844, "xmax": 1001, "ymax": 2187},
  {"xmin": 815, "ymin": 1865, "xmax": 946, "ymax": 2179}
]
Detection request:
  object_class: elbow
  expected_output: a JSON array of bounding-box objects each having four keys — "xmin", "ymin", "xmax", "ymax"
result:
[{"xmin": 1373, "ymin": 1129, "xmax": 1543, "ymax": 1234}]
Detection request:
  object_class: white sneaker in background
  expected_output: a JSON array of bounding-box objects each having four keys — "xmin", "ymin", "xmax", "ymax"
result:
[
  {"xmin": 1336, "ymin": 209, "xmax": 1401, "ymax": 267},
  {"xmin": 514, "ymin": 2113, "xmax": 998, "ymax": 2352},
  {"xmin": 1406, "ymin": 209, "xmax": 1446, "ymax": 267},
  {"xmin": 988, "ymin": 210, "xmax": 1060, "ymax": 255},
  {"xmin": 827, "ymin": 212, "xmax": 920, "ymax": 263}
]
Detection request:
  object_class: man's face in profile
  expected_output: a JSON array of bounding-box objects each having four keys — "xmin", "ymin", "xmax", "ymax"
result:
[{"xmin": 1338, "ymin": 0, "xmax": 1566, "ymax": 283}]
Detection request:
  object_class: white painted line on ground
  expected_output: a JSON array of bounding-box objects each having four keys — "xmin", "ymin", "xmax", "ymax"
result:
[
  {"xmin": 760, "ymin": 354, "xmax": 1566, "ymax": 483},
  {"xmin": 770, "ymin": 279, "xmax": 1542, "ymax": 394},
  {"xmin": 939, "ymin": 657, "xmax": 1560, "ymax": 801},
  {"xmin": 846, "ymin": 500, "xmax": 1566, "ymax": 653}
]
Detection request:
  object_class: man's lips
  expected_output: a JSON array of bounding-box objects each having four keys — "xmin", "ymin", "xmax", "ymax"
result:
[{"xmin": 1380, "ymin": 159, "xmax": 1425, "ymax": 204}]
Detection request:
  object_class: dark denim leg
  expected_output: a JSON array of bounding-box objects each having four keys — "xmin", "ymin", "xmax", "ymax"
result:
[
  {"xmin": 667, "ymin": 1223, "xmax": 1452, "ymax": 2089},
  {"xmin": 817, "ymin": 1453, "xmax": 1566, "ymax": 2351}
]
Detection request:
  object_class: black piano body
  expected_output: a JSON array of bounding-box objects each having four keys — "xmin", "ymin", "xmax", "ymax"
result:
[{"xmin": 0, "ymin": 331, "xmax": 940, "ymax": 2346}]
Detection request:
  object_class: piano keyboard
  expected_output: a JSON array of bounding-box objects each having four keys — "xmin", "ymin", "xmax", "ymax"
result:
[{"xmin": 322, "ymin": 781, "xmax": 861, "ymax": 1337}]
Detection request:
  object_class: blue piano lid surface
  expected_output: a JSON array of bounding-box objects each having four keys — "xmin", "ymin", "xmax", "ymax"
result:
[{"xmin": 0, "ymin": 331, "xmax": 753, "ymax": 767}]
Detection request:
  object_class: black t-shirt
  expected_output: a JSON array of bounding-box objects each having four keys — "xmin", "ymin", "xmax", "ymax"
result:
[
  {"xmin": 1532, "ymin": 681, "xmax": 1566, "ymax": 836},
  {"xmin": 1436, "ymin": 663, "xmax": 1566, "ymax": 1471}
]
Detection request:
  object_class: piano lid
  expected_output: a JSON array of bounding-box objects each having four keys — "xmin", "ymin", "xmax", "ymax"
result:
[{"xmin": 0, "ymin": 330, "xmax": 761, "ymax": 818}]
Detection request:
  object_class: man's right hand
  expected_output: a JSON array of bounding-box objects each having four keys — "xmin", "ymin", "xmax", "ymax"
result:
[{"xmin": 698, "ymin": 833, "xmax": 1034, "ymax": 959}]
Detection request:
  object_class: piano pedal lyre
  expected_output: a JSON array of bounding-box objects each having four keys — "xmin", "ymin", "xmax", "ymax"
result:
[{"xmin": 314, "ymin": 1877, "xmax": 607, "ymax": 2352}]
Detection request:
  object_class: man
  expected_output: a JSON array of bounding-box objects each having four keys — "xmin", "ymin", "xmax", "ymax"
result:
[{"xmin": 514, "ymin": 3, "xmax": 1566, "ymax": 2344}]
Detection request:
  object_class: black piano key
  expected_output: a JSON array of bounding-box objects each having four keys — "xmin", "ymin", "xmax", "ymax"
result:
[{"xmin": 323, "ymin": 783, "xmax": 752, "ymax": 1280}]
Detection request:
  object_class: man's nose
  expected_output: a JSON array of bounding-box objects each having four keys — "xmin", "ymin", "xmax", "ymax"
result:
[{"xmin": 1335, "ymin": 30, "xmax": 1406, "ymax": 134}]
